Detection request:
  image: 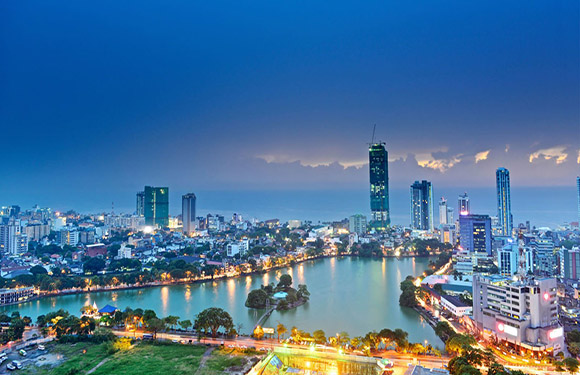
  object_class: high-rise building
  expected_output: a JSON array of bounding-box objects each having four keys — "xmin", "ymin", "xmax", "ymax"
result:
[
  {"xmin": 498, "ymin": 243, "xmax": 519, "ymax": 276},
  {"xmin": 369, "ymin": 143, "xmax": 390, "ymax": 229},
  {"xmin": 472, "ymin": 275, "xmax": 563, "ymax": 354},
  {"xmin": 440, "ymin": 224, "xmax": 456, "ymax": 244},
  {"xmin": 144, "ymin": 186, "xmax": 169, "ymax": 227},
  {"xmin": 560, "ymin": 247, "xmax": 580, "ymax": 281},
  {"xmin": 136, "ymin": 191, "xmax": 145, "ymax": 217},
  {"xmin": 349, "ymin": 214, "xmax": 367, "ymax": 235},
  {"xmin": 438, "ymin": 197, "xmax": 448, "ymax": 225},
  {"xmin": 0, "ymin": 218, "xmax": 27, "ymax": 255},
  {"xmin": 496, "ymin": 168, "xmax": 513, "ymax": 236},
  {"xmin": 410, "ymin": 180, "xmax": 433, "ymax": 231},
  {"xmin": 458, "ymin": 192, "xmax": 470, "ymax": 216},
  {"xmin": 532, "ymin": 238, "xmax": 556, "ymax": 276},
  {"xmin": 182, "ymin": 193, "xmax": 196, "ymax": 235},
  {"xmin": 459, "ymin": 214, "xmax": 491, "ymax": 256}
]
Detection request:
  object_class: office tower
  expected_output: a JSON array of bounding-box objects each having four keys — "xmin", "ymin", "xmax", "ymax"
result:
[
  {"xmin": 577, "ymin": 176, "xmax": 580, "ymax": 222},
  {"xmin": 524, "ymin": 248, "xmax": 534, "ymax": 274},
  {"xmin": 472, "ymin": 275, "xmax": 563, "ymax": 353},
  {"xmin": 532, "ymin": 238, "xmax": 555, "ymax": 276},
  {"xmin": 136, "ymin": 191, "xmax": 145, "ymax": 217},
  {"xmin": 498, "ymin": 244, "xmax": 519, "ymax": 276},
  {"xmin": 496, "ymin": 168, "xmax": 513, "ymax": 236},
  {"xmin": 560, "ymin": 247, "xmax": 580, "ymax": 281},
  {"xmin": 369, "ymin": 143, "xmax": 390, "ymax": 229},
  {"xmin": 446, "ymin": 207, "xmax": 454, "ymax": 224},
  {"xmin": 438, "ymin": 197, "xmax": 448, "ymax": 225},
  {"xmin": 440, "ymin": 224, "xmax": 456, "ymax": 244},
  {"xmin": 349, "ymin": 214, "xmax": 367, "ymax": 235},
  {"xmin": 410, "ymin": 180, "xmax": 434, "ymax": 231},
  {"xmin": 459, "ymin": 214, "xmax": 491, "ymax": 255},
  {"xmin": 143, "ymin": 186, "xmax": 169, "ymax": 227},
  {"xmin": 182, "ymin": 193, "xmax": 196, "ymax": 235},
  {"xmin": 0, "ymin": 218, "xmax": 27, "ymax": 255},
  {"xmin": 458, "ymin": 192, "xmax": 470, "ymax": 216}
]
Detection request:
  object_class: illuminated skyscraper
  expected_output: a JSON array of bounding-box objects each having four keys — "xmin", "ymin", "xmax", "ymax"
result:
[
  {"xmin": 144, "ymin": 186, "xmax": 169, "ymax": 227},
  {"xmin": 369, "ymin": 143, "xmax": 390, "ymax": 229},
  {"xmin": 496, "ymin": 168, "xmax": 513, "ymax": 236},
  {"xmin": 182, "ymin": 193, "xmax": 196, "ymax": 235},
  {"xmin": 410, "ymin": 180, "xmax": 434, "ymax": 231},
  {"xmin": 458, "ymin": 192, "xmax": 470, "ymax": 216},
  {"xmin": 459, "ymin": 214, "xmax": 491, "ymax": 256}
]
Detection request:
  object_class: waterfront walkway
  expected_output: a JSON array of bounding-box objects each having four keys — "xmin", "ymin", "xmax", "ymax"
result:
[{"xmin": 254, "ymin": 306, "xmax": 275, "ymax": 330}]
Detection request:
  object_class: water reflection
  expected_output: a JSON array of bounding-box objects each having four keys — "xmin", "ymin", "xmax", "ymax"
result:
[{"xmin": 4, "ymin": 258, "xmax": 441, "ymax": 346}]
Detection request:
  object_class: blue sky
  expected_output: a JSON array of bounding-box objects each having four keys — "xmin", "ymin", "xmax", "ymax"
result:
[{"xmin": 1, "ymin": 0, "xmax": 579, "ymax": 211}]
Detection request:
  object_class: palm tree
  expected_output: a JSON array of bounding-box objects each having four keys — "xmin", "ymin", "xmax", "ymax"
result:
[
  {"xmin": 350, "ymin": 337, "xmax": 362, "ymax": 350},
  {"xmin": 276, "ymin": 323, "xmax": 287, "ymax": 342}
]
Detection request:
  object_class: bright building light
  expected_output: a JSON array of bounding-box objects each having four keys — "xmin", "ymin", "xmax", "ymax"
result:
[{"xmin": 549, "ymin": 327, "xmax": 563, "ymax": 339}]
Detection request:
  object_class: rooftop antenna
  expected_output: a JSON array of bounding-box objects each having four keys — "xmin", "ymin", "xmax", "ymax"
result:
[{"xmin": 371, "ymin": 124, "xmax": 376, "ymax": 144}]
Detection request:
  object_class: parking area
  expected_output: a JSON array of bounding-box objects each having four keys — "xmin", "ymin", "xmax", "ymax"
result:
[{"xmin": 0, "ymin": 343, "xmax": 61, "ymax": 372}]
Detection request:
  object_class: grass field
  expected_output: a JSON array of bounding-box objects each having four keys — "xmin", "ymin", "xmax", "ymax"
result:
[{"xmin": 21, "ymin": 341, "xmax": 260, "ymax": 375}]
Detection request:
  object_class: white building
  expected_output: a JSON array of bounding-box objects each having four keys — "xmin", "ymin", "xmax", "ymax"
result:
[
  {"xmin": 0, "ymin": 219, "xmax": 28, "ymax": 255},
  {"xmin": 226, "ymin": 238, "xmax": 250, "ymax": 257},
  {"xmin": 287, "ymin": 220, "xmax": 302, "ymax": 230},
  {"xmin": 57, "ymin": 227, "xmax": 79, "ymax": 246},
  {"xmin": 348, "ymin": 215, "xmax": 367, "ymax": 235},
  {"xmin": 472, "ymin": 275, "xmax": 564, "ymax": 353},
  {"xmin": 440, "ymin": 295, "xmax": 472, "ymax": 317},
  {"xmin": 498, "ymin": 243, "xmax": 519, "ymax": 276},
  {"xmin": 117, "ymin": 245, "xmax": 132, "ymax": 259}
]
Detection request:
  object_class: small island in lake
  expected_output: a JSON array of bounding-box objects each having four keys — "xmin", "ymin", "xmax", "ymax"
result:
[{"xmin": 245, "ymin": 274, "xmax": 310, "ymax": 311}]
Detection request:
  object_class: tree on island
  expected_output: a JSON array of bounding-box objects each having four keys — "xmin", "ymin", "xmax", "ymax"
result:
[
  {"xmin": 83, "ymin": 258, "xmax": 106, "ymax": 274},
  {"xmin": 194, "ymin": 307, "xmax": 233, "ymax": 338},
  {"xmin": 245, "ymin": 289, "xmax": 269, "ymax": 308},
  {"xmin": 278, "ymin": 274, "xmax": 292, "ymax": 288}
]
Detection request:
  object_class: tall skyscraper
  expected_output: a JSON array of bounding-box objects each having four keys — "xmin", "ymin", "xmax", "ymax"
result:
[
  {"xmin": 0, "ymin": 218, "xmax": 27, "ymax": 255},
  {"xmin": 496, "ymin": 167, "xmax": 513, "ymax": 236},
  {"xmin": 369, "ymin": 143, "xmax": 390, "ymax": 229},
  {"xmin": 136, "ymin": 191, "xmax": 145, "ymax": 217},
  {"xmin": 438, "ymin": 197, "xmax": 448, "ymax": 225},
  {"xmin": 144, "ymin": 186, "xmax": 169, "ymax": 227},
  {"xmin": 410, "ymin": 180, "xmax": 434, "ymax": 231},
  {"xmin": 182, "ymin": 193, "xmax": 196, "ymax": 235},
  {"xmin": 459, "ymin": 214, "xmax": 492, "ymax": 255},
  {"xmin": 458, "ymin": 192, "xmax": 470, "ymax": 216}
]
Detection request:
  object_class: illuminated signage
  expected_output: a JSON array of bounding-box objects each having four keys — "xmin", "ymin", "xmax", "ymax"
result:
[
  {"xmin": 549, "ymin": 327, "xmax": 563, "ymax": 339},
  {"xmin": 543, "ymin": 292, "xmax": 550, "ymax": 301},
  {"xmin": 497, "ymin": 322, "xmax": 517, "ymax": 336}
]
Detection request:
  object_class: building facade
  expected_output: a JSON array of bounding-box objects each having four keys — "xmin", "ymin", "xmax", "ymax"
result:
[
  {"xmin": 143, "ymin": 186, "xmax": 169, "ymax": 227},
  {"xmin": 369, "ymin": 143, "xmax": 390, "ymax": 229},
  {"xmin": 0, "ymin": 218, "xmax": 28, "ymax": 255},
  {"xmin": 136, "ymin": 191, "xmax": 145, "ymax": 217},
  {"xmin": 532, "ymin": 238, "xmax": 555, "ymax": 276},
  {"xmin": 496, "ymin": 168, "xmax": 513, "ymax": 236},
  {"xmin": 349, "ymin": 214, "xmax": 367, "ymax": 235},
  {"xmin": 438, "ymin": 197, "xmax": 448, "ymax": 226},
  {"xmin": 410, "ymin": 180, "xmax": 434, "ymax": 231},
  {"xmin": 560, "ymin": 247, "xmax": 580, "ymax": 281},
  {"xmin": 182, "ymin": 193, "xmax": 196, "ymax": 236},
  {"xmin": 498, "ymin": 244, "xmax": 519, "ymax": 276},
  {"xmin": 459, "ymin": 214, "xmax": 491, "ymax": 256},
  {"xmin": 472, "ymin": 275, "xmax": 564, "ymax": 353}
]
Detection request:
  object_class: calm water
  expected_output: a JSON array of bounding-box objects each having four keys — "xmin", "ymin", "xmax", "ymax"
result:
[{"xmin": 3, "ymin": 257, "xmax": 441, "ymax": 346}]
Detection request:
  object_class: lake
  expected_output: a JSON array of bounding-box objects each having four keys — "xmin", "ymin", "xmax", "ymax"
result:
[{"xmin": 3, "ymin": 257, "xmax": 442, "ymax": 346}]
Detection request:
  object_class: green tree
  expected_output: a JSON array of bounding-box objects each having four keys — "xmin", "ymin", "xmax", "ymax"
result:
[
  {"xmin": 563, "ymin": 357, "xmax": 580, "ymax": 373},
  {"xmin": 194, "ymin": 307, "xmax": 234, "ymax": 338},
  {"xmin": 145, "ymin": 318, "xmax": 166, "ymax": 339},
  {"xmin": 83, "ymin": 258, "xmax": 106, "ymax": 274},
  {"xmin": 245, "ymin": 289, "xmax": 269, "ymax": 308},
  {"xmin": 278, "ymin": 274, "xmax": 293, "ymax": 288},
  {"xmin": 179, "ymin": 319, "xmax": 192, "ymax": 331},
  {"xmin": 445, "ymin": 334, "xmax": 476, "ymax": 355},
  {"xmin": 163, "ymin": 315, "xmax": 180, "ymax": 330},
  {"xmin": 29, "ymin": 265, "xmax": 48, "ymax": 275}
]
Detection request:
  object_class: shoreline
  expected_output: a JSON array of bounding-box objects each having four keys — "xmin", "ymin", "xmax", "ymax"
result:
[{"xmin": 1, "ymin": 252, "xmax": 442, "ymax": 310}]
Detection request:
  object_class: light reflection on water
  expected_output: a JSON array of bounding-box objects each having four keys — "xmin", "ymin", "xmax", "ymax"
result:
[{"xmin": 3, "ymin": 257, "xmax": 442, "ymax": 346}]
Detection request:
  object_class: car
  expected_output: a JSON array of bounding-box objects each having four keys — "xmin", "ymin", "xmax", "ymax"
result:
[
  {"xmin": 38, "ymin": 345, "xmax": 46, "ymax": 351},
  {"xmin": 172, "ymin": 339, "xmax": 179, "ymax": 343},
  {"xmin": 18, "ymin": 350, "xmax": 26, "ymax": 357},
  {"xmin": 13, "ymin": 361, "xmax": 23, "ymax": 369},
  {"xmin": 258, "ymin": 347, "xmax": 268, "ymax": 352},
  {"xmin": 6, "ymin": 363, "xmax": 16, "ymax": 371},
  {"xmin": 227, "ymin": 344, "xmax": 235, "ymax": 348}
]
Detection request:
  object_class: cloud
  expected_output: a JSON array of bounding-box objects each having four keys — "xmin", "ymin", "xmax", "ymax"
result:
[
  {"xmin": 577, "ymin": 150, "xmax": 580, "ymax": 164},
  {"xmin": 475, "ymin": 150, "xmax": 490, "ymax": 163},
  {"xmin": 529, "ymin": 146, "xmax": 568, "ymax": 164},
  {"xmin": 416, "ymin": 153, "xmax": 463, "ymax": 172},
  {"xmin": 505, "ymin": 144, "xmax": 510, "ymax": 153}
]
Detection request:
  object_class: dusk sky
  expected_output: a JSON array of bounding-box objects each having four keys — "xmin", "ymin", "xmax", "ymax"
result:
[{"xmin": 1, "ymin": 1, "xmax": 579, "ymax": 214}]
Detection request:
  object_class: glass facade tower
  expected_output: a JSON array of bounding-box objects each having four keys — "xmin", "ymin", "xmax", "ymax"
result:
[
  {"xmin": 496, "ymin": 168, "xmax": 513, "ymax": 236},
  {"xmin": 410, "ymin": 180, "xmax": 434, "ymax": 231},
  {"xmin": 369, "ymin": 143, "xmax": 390, "ymax": 229},
  {"xmin": 144, "ymin": 186, "xmax": 169, "ymax": 227}
]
